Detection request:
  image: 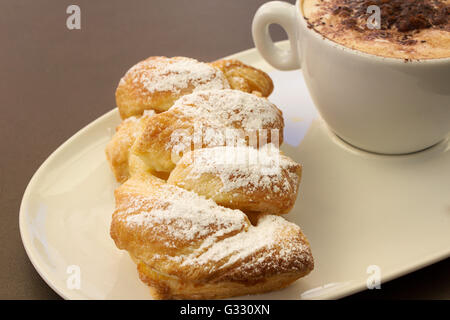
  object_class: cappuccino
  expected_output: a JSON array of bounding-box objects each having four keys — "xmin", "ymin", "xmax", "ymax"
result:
[{"xmin": 302, "ymin": 0, "xmax": 450, "ymax": 60}]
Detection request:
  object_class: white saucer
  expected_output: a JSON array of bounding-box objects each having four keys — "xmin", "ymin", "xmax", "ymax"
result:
[{"xmin": 20, "ymin": 43, "xmax": 450, "ymax": 299}]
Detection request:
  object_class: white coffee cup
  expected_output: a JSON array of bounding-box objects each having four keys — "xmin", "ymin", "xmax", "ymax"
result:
[{"xmin": 252, "ymin": 1, "xmax": 450, "ymax": 154}]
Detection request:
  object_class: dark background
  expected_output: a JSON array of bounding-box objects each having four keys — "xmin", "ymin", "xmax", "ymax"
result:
[{"xmin": 0, "ymin": 0, "xmax": 448, "ymax": 299}]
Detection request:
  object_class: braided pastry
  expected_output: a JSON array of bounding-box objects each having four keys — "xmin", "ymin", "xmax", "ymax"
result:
[
  {"xmin": 106, "ymin": 56, "xmax": 314, "ymax": 299},
  {"xmin": 110, "ymin": 172, "xmax": 313, "ymax": 299},
  {"xmin": 116, "ymin": 56, "xmax": 273, "ymax": 119}
]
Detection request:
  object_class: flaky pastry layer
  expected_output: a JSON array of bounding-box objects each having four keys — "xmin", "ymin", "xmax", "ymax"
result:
[
  {"xmin": 167, "ymin": 145, "xmax": 302, "ymax": 216},
  {"xmin": 131, "ymin": 89, "xmax": 284, "ymax": 174},
  {"xmin": 116, "ymin": 56, "xmax": 274, "ymax": 119},
  {"xmin": 110, "ymin": 173, "xmax": 313, "ymax": 299}
]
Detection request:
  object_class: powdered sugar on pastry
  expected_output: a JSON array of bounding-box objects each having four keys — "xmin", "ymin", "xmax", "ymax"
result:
[
  {"xmin": 180, "ymin": 215, "xmax": 312, "ymax": 274},
  {"xmin": 109, "ymin": 58, "xmax": 314, "ymax": 299},
  {"xmin": 178, "ymin": 144, "xmax": 300, "ymax": 195},
  {"xmin": 172, "ymin": 89, "xmax": 282, "ymax": 129},
  {"xmin": 120, "ymin": 183, "xmax": 248, "ymax": 248},
  {"xmin": 122, "ymin": 110, "xmax": 156, "ymax": 139},
  {"xmin": 113, "ymin": 177, "xmax": 311, "ymax": 276},
  {"xmin": 125, "ymin": 57, "xmax": 229, "ymax": 95}
]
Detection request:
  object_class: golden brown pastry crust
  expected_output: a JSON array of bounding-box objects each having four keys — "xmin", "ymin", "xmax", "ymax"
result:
[
  {"xmin": 210, "ymin": 59, "xmax": 274, "ymax": 97},
  {"xmin": 107, "ymin": 57, "xmax": 314, "ymax": 300},
  {"xmin": 136, "ymin": 258, "xmax": 311, "ymax": 300},
  {"xmin": 110, "ymin": 173, "xmax": 314, "ymax": 300},
  {"xmin": 132, "ymin": 89, "xmax": 284, "ymax": 174},
  {"xmin": 116, "ymin": 56, "xmax": 230, "ymax": 119},
  {"xmin": 105, "ymin": 111, "xmax": 155, "ymax": 183},
  {"xmin": 111, "ymin": 57, "xmax": 278, "ymax": 182},
  {"xmin": 167, "ymin": 145, "xmax": 302, "ymax": 215},
  {"xmin": 115, "ymin": 57, "xmax": 274, "ymax": 119}
]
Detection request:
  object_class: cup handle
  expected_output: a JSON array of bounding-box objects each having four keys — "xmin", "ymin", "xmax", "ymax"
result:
[{"xmin": 252, "ymin": 1, "xmax": 301, "ymax": 70}]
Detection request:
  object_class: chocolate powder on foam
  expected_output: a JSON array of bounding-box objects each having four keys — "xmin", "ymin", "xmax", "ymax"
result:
[{"xmin": 310, "ymin": 0, "xmax": 449, "ymax": 46}]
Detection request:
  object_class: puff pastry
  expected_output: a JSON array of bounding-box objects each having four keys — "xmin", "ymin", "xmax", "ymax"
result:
[
  {"xmin": 110, "ymin": 173, "xmax": 313, "ymax": 299},
  {"xmin": 167, "ymin": 145, "xmax": 302, "ymax": 216},
  {"xmin": 131, "ymin": 89, "xmax": 284, "ymax": 174},
  {"xmin": 210, "ymin": 59, "xmax": 273, "ymax": 97},
  {"xmin": 116, "ymin": 56, "xmax": 273, "ymax": 119},
  {"xmin": 105, "ymin": 110, "xmax": 155, "ymax": 183},
  {"xmin": 106, "ymin": 56, "xmax": 314, "ymax": 300}
]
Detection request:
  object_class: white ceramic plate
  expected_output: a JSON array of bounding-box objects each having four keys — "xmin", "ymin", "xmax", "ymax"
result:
[{"xmin": 20, "ymin": 42, "xmax": 450, "ymax": 300}]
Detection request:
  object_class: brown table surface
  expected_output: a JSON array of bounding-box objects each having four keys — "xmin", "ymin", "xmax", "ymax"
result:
[{"xmin": 0, "ymin": 0, "xmax": 448, "ymax": 300}]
